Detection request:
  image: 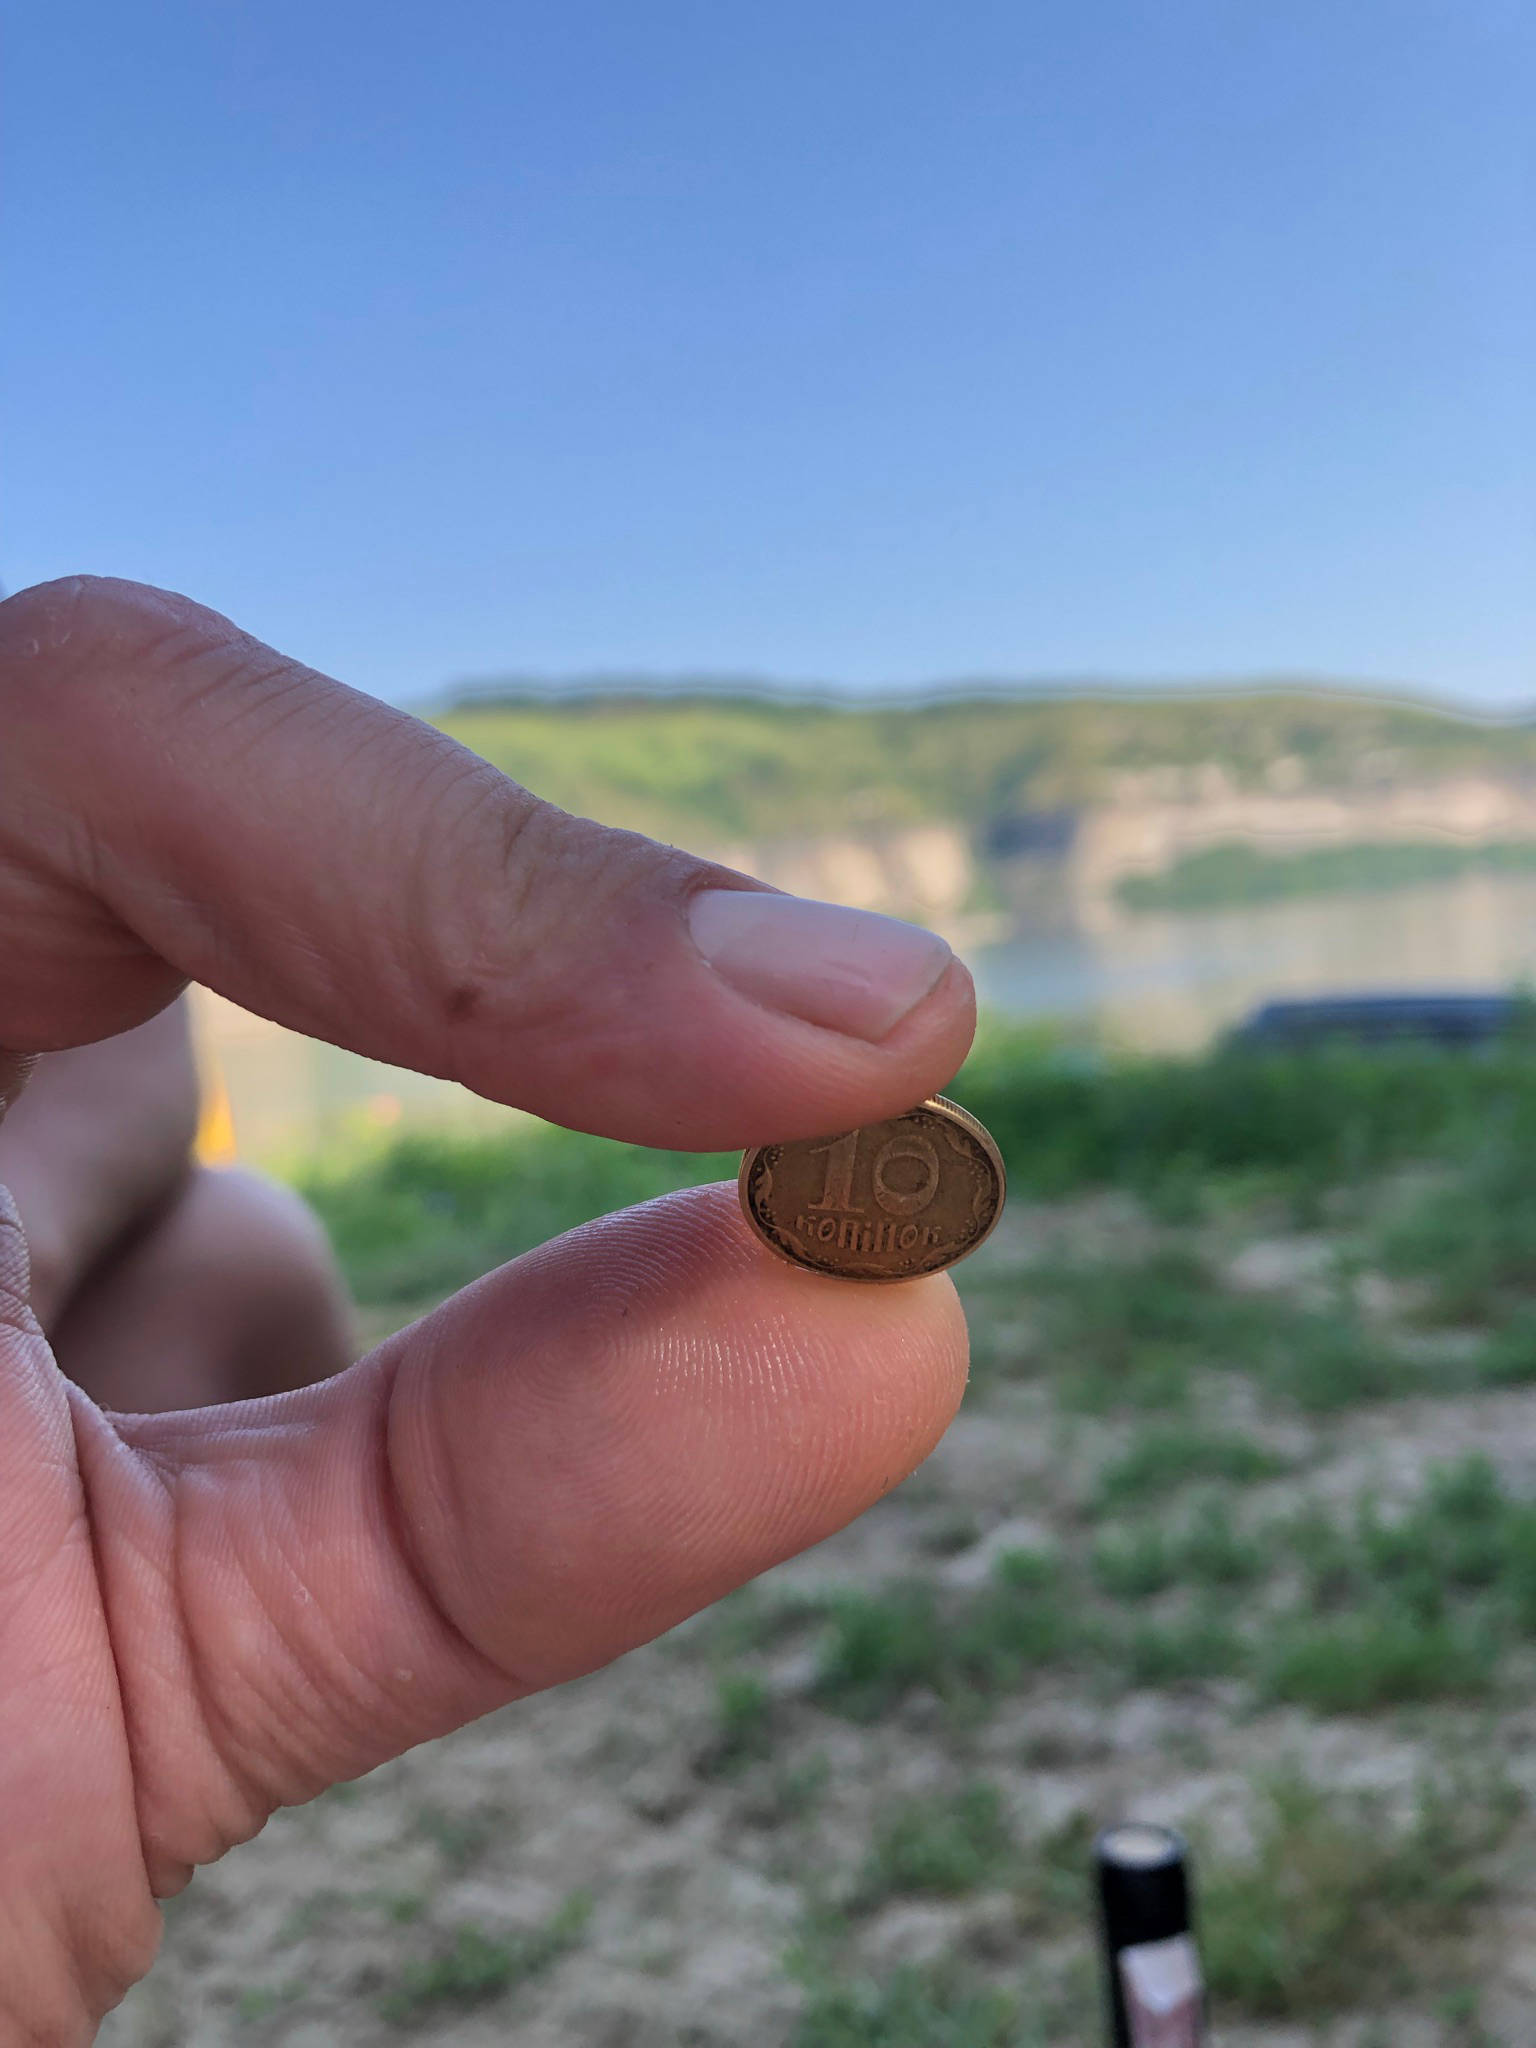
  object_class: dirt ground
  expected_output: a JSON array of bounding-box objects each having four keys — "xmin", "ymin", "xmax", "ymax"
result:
[{"xmin": 99, "ymin": 1194, "xmax": 1536, "ymax": 2047}]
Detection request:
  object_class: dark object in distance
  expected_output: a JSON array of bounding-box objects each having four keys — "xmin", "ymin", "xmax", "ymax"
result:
[
  {"xmin": 1095, "ymin": 1823, "xmax": 1205, "ymax": 2047},
  {"xmin": 1230, "ymin": 994, "xmax": 1530, "ymax": 1051}
]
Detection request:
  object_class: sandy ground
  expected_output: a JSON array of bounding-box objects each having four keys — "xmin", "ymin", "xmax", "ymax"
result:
[{"xmin": 99, "ymin": 1201, "xmax": 1536, "ymax": 2047}]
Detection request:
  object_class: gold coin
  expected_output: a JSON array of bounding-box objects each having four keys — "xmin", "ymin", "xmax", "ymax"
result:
[{"xmin": 738, "ymin": 1096, "xmax": 1006, "ymax": 1282}]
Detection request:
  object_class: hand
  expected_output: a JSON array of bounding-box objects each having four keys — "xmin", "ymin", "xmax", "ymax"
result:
[
  {"xmin": 0, "ymin": 577, "xmax": 974, "ymax": 2042},
  {"xmin": 0, "ymin": 1002, "xmax": 353, "ymax": 1412}
]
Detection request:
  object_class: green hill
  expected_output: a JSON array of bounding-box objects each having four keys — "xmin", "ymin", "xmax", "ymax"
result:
[{"xmin": 438, "ymin": 684, "xmax": 1536, "ymax": 847}]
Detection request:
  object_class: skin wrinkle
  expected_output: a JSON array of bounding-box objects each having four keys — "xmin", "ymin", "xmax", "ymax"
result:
[
  {"xmin": 427, "ymin": 806, "xmax": 681, "ymax": 1077},
  {"xmin": 0, "ymin": 1915, "xmax": 111, "ymax": 2048},
  {"xmin": 185, "ymin": 1561, "xmax": 365, "ymax": 1810},
  {"xmin": 413, "ymin": 775, "xmax": 557, "ymax": 1051},
  {"xmin": 97, "ymin": 1372, "xmax": 507, "ymax": 1873},
  {"xmin": 125, "ymin": 1467, "xmax": 278, "ymax": 1874},
  {"xmin": 0, "ymin": 1192, "xmax": 34, "ymax": 1322},
  {"xmin": 82, "ymin": 1405, "xmax": 355, "ymax": 1881},
  {"xmin": 0, "ymin": 1400, "xmax": 159, "ymax": 2030},
  {"xmin": 374, "ymin": 1350, "xmax": 533, "ymax": 1704}
]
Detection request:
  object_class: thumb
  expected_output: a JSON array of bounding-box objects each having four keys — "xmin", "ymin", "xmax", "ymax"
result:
[
  {"xmin": 73, "ymin": 1186, "xmax": 969, "ymax": 1885},
  {"xmin": 0, "ymin": 578, "xmax": 973, "ymax": 1147}
]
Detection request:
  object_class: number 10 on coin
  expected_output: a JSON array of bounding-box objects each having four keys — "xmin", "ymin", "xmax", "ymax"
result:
[{"xmin": 739, "ymin": 1097, "xmax": 1005, "ymax": 1283}]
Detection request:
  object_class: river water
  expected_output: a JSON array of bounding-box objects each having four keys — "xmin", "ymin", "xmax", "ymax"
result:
[
  {"xmin": 972, "ymin": 870, "xmax": 1536, "ymax": 1053},
  {"xmin": 193, "ymin": 870, "xmax": 1536, "ymax": 1162}
]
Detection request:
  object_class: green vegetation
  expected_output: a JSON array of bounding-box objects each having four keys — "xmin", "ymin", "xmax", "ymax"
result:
[
  {"xmin": 855, "ymin": 1785, "xmax": 1014, "ymax": 1906},
  {"xmin": 1092, "ymin": 1426, "xmax": 1289, "ymax": 1511},
  {"xmin": 792, "ymin": 1963, "xmax": 1036, "ymax": 2048},
  {"xmin": 233, "ymin": 1982, "xmax": 303, "ymax": 2022},
  {"xmin": 378, "ymin": 1894, "xmax": 591, "ymax": 2024},
  {"xmin": 298, "ymin": 1123, "xmax": 731, "ymax": 1305},
  {"xmin": 1476, "ymin": 1305, "xmax": 1536, "ymax": 1384},
  {"xmin": 789, "ymin": 1807, "xmax": 1095, "ymax": 2043},
  {"xmin": 437, "ymin": 687, "xmax": 1536, "ymax": 846},
  {"xmin": 952, "ymin": 1032, "xmax": 1536, "ymax": 1203},
  {"xmin": 1262, "ymin": 1608, "xmax": 1501, "ymax": 1712},
  {"xmin": 277, "ymin": 1884, "xmax": 426, "ymax": 1946},
  {"xmin": 787, "ymin": 1763, "xmax": 1513, "ymax": 2037},
  {"xmin": 297, "ymin": 1034, "xmax": 1536, "ymax": 1314},
  {"xmin": 1093, "ymin": 1498, "xmax": 1264, "ymax": 1599},
  {"xmin": 1120, "ymin": 1606, "xmax": 1248, "ymax": 1688},
  {"xmin": 1199, "ymin": 1771, "xmax": 1516, "ymax": 2017},
  {"xmin": 980, "ymin": 1241, "xmax": 1424, "ymax": 1414},
  {"xmin": 714, "ymin": 1450, "xmax": 1536, "ymax": 1725},
  {"xmin": 413, "ymin": 1801, "xmax": 507, "ymax": 1873},
  {"xmin": 1378, "ymin": 1132, "xmax": 1536, "ymax": 1324},
  {"xmin": 1119, "ymin": 837, "xmax": 1536, "ymax": 914},
  {"xmin": 1018, "ymin": 1248, "xmax": 1235, "ymax": 1412},
  {"xmin": 700, "ymin": 1671, "xmax": 776, "ymax": 1775},
  {"xmin": 812, "ymin": 1550, "xmax": 1083, "ymax": 1721},
  {"xmin": 1257, "ymin": 1455, "xmax": 1536, "ymax": 1710}
]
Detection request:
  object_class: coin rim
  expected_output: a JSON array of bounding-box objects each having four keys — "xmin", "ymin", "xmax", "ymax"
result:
[{"xmin": 737, "ymin": 1094, "xmax": 1007, "ymax": 1283}]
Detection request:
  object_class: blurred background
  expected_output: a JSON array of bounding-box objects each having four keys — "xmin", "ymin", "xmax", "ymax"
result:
[{"xmin": 10, "ymin": 3, "xmax": 1536, "ymax": 2043}]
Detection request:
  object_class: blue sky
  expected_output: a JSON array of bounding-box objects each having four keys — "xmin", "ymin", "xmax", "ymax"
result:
[{"xmin": 3, "ymin": 1, "xmax": 1532, "ymax": 704}]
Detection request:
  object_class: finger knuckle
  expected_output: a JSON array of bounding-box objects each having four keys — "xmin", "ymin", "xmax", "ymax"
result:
[{"xmin": 412, "ymin": 761, "xmax": 705, "ymax": 1049}]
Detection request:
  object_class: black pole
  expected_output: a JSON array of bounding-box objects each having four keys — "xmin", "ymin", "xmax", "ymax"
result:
[{"xmin": 1094, "ymin": 1823, "xmax": 1205, "ymax": 2047}]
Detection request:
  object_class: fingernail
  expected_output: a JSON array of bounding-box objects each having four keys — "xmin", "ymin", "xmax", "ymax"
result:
[{"xmin": 689, "ymin": 889, "xmax": 954, "ymax": 1042}]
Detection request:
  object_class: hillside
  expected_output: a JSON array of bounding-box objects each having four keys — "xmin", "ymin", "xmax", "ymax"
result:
[
  {"xmin": 436, "ymin": 686, "xmax": 1536, "ymax": 930},
  {"xmin": 438, "ymin": 685, "xmax": 1532, "ymax": 839}
]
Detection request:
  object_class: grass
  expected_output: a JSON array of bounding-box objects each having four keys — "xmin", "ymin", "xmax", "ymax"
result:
[
  {"xmin": 812, "ymin": 1551, "xmax": 1087, "ymax": 1720},
  {"xmin": 233, "ymin": 1982, "xmax": 304, "ymax": 2022},
  {"xmin": 792, "ymin": 1964, "xmax": 1039, "ymax": 2048},
  {"xmin": 1475, "ymin": 1305, "xmax": 1536, "ymax": 1385},
  {"xmin": 700, "ymin": 1671, "xmax": 776, "ymax": 1775},
  {"xmin": 783, "ymin": 1453, "xmax": 1536, "ymax": 1721},
  {"xmin": 1253, "ymin": 1456, "xmax": 1536, "ymax": 1709},
  {"xmin": 1093, "ymin": 1498, "xmax": 1263, "ymax": 1598},
  {"xmin": 1178, "ymin": 1496, "xmax": 1267, "ymax": 1586},
  {"xmin": 378, "ymin": 1893, "xmax": 591, "ymax": 2024},
  {"xmin": 952, "ymin": 1034, "xmax": 1536, "ymax": 1206},
  {"xmin": 1092, "ymin": 1425, "xmax": 1289, "ymax": 1512},
  {"xmin": 1091, "ymin": 1522, "xmax": 1179, "ymax": 1599},
  {"xmin": 792, "ymin": 1809, "xmax": 1094, "ymax": 2044},
  {"xmin": 1294, "ymin": 1456, "xmax": 1536, "ymax": 1626},
  {"xmin": 277, "ymin": 1885, "xmax": 426, "ymax": 1946},
  {"xmin": 413, "ymin": 1800, "xmax": 507, "ymax": 1873},
  {"xmin": 289, "ymin": 1034, "xmax": 1536, "ymax": 1314},
  {"xmin": 1261, "ymin": 1607, "xmax": 1501, "ymax": 1712},
  {"xmin": 811, "ymin": 1582, "xmax": 952, "ymax": 1720},
  {"xmin": 298, "ymin": 1123, "xmax": 732, "ymax": 1305},
  {"xmin": 1008, "ymin": 1247, "xmax": 1425, "ymax": 1417},
  {"xmin": 1028, "ymin": 1247, "xmax": 1235, "ymax": 1374},
  {"xmin": 1200, "ymin": 1770, "xmax": 1517, "ymax": 2017},
  {"xmin": 807, "ymin": 1533, "xmax": 1254, "ymax": 1712},
  {"xmin": 1119, "ymin": 1606, "xmax": 1248, "ymax": 1688},
  {"xmin": 854, "ymin": 1785, "xmax": 1013, "ymax": 1906},
  {"xmin": 1378, "ymin": 1134, "xmax": 1536, "ymax": 1324},
  {"xmin": 1257, "ymin": 1303, "xmax": 1427, "ymax": 1411}
]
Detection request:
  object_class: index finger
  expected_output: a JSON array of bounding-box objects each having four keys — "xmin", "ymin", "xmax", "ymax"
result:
[{"xmin": 0, "ymin": 578, "xmax": 974, "ymax": 1148}]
